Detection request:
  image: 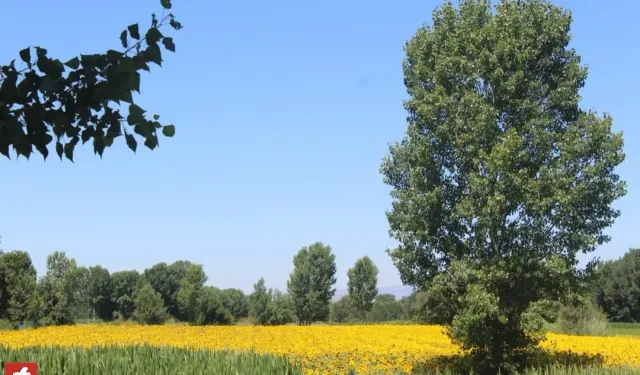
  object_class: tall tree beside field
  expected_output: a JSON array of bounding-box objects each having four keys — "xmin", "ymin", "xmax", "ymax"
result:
[
  {"xmin": 143, "ymin": 260, "xmax": 191, "ymax": 320},
  {"xmin": 87, "ymin": 265, "xmax": 115, "ymax": 321},
  {"xmin": 176, "ymin": 264, "xmax": 207, "ymax": 324},
  {"xmin": 593, "ymin": 249, "xmax": 640, "ymax": 322},
  {"xmin": 249, "ymin": 277, "xmax": 272, "ymax": 325},
  {"xmin": 223, "ymin": 288, "xmax": 250, "ymax": 320},
  {"xmin": 380, "ymin": 0, "xmax": 626, "ymax": 373},
  {"xmin": 39, "ymin": 251, "xmax": 81, "ymax": 325},
  {"xmin": 133, "ymin": 283, "xmax": 167, "ymax": 325},
  {"xmin": 347, "ymin": 256, "xmax": 379, "ymax": 320},
  {"xmin": 111, "ymin": 270, "xmax": 141, "ymax": 320},
  {"xmin": 287, "ymin": 242, "xmax": 337, "ymax": 324},
  {"xmin": 0, "ymin": 251, "xmax": 40, "ymax": 325},
  {"xmin": 0, "ymin": 0, "xmax": 181, "ymax": 161}
]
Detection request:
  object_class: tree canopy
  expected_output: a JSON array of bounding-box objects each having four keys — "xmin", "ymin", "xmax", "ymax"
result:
[
  {"xmin": 380, "ymin": 0, "xmax": 626, "ymax": 372},
  {"xmin": 0, "ymin": 0, "xmax": 182, "ymax": 161},
  {"xmin": 347, "ymin": 256, "xmax": 379, "ymax": 320}
]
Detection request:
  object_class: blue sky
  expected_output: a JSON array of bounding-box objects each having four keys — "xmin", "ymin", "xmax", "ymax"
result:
[{"xmin": 1, "ymin": 0, "xmax": 638, "ymax": 294}]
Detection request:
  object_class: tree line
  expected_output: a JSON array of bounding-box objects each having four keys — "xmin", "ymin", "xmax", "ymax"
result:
[{"xmin": 0, "ymin": 241, "xmax": 414, "ymax": 327}]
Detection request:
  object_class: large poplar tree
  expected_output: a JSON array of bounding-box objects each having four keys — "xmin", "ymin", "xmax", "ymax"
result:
[{"xmin": 381, "ymin": 0, "xmax": 626, "ymax": 372}]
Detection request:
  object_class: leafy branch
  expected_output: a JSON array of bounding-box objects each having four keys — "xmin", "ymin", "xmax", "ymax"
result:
[{"xmin": 0, "ymin": 0, "xmax": 182, "ymax": 161}]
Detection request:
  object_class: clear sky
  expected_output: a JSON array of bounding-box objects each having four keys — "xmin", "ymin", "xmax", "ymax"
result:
[{"xmin": 1, "ymin": 1, "xmax": 638, "ymax": 294}]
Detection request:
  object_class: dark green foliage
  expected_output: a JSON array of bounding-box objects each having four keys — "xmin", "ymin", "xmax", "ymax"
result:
[
  {"xmin": 176, "ymin": 264, "xmax": 207, "ymax": 323},
  {"xmin": 39, "ymin": 251, "xmax": 80, "ymax": 326},
  {"xmin": 249, "ymin": 278, "xmax": 294, "ymax": 325},
  {"xmin": 222, "ymin": 288, "xmax": 250, "ymax": 320},
  {"xmin": 593, "ymin": 249, "xmax": 640, "ymax": 322},
  {"xmin": 111, "ymin": 270, "xmax": 141, "ymax": 320},
  {"xmin": 347, "ymin": 256, "xmax": 379, "ymax": 320},
  {"xmin": 0, "ymin": 251, "xmax": 41, "ymax": 326},
  {"xmin": 330, "ymin": 296, "xmax": 355, "ymax": 323},
  {"xmin": 381, "ymin": 0, "xmax": 626, "ymax": 372},
  {"xmin": 133, "ymin": 283, "xmax": 167, "ymax": 325},
  {"xmin": 368, "ymin": 294, "xmax": 405, "ymax": 322},
  {"xmin": 249, "ymin": 278, "xmax": 272, "ymax": 325},
  {"xmin": 87, "ymin": 265, "xmax": 115, "ymax": 321},
  {"xmin": 0, "ymin": 0, "xmax": 182, "ymax": 160},
  {"xmin": 143, "ymin": 260, "xmax": 192, "ymax": 320},
  {"xmin": 287, "ymin": 242, "xmax": 337, "ymax": 324},
  {"xmin": 195, "ymin": 287, "xmax": 234, "ymax": 325}
]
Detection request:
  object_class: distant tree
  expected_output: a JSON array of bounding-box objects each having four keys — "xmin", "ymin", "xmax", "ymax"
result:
[
  {"xmin": 330, "ymin": 296, "xmax": 354, "ymax": 323},
  {"xmin": 593, "ymin": 249, "xmax": 640, "ymax": 322},
  {"xmin": 143, "ymin": 260, "xmax": 191, "ymax": 320},
  {"xmin": 223, "ymin": 288, "xmax": 250, "ymax": 321},
  {"xmin": 39, "ymin": 251, "xmax": 80, "ymax": 325},
  {"xmin": 368, "ymin": 294, "xmax": 404, "ymax": 322},
  {"xmin": 71, "ymin": 266, "xmax": 92, "ymax": 319},
  {"xmin": 287, "ymin": 242, "xmax": 337, "ymax": 324},
  {"xmin": 270, "ymin": 289, "xmax": 295, "ymax": 325},
  {"xmin": 111, "ymin": 270, "xmax": 140, "ymax": 320},
  {"xmin": 0, "ymin": 0, "xmax": 181, "ymax": 161},
  {"xmin": 399, "ymin": 292, "xmax": 417, "ymax": 321},
  {"xmin": 195, "ymin": 287, "xmax": 233, "ymax": 325},
  {"xmin": 249, "ymin": 278, "xmax": 272, "ymax": 325},
  {"xmin": 176, "ymin": 264, "xmax": 207, "ymax": 324},
  {"xmin": 347, "ymin": 256, "xmax": 378, "ymax": 320},
  {"xmin": 380, "ymin": 0, "xmax": 626, "ymax": 372},
  {"xmin": 0, "ymin": 251, "xmax": 39, "ymax": 325},
  {"xmin": 133, "ymin": 283, "xmax": 167, "ymax": 325},
  {"xmin": 87, "ymin": 265, "xmax": 115, "ymax": 320}
]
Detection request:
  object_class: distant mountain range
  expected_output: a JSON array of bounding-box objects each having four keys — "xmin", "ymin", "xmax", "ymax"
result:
[{"xmin": 333, "ymin": 285, "xmax": 414, "ymax": 301}]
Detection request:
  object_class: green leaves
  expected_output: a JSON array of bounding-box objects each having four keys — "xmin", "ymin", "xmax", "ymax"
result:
[
  {"xmin": 0, "ymin": 0, "xmax": 182, "ymax": 161},
  {"xmin": 162, "ymin": 37, "xmax": 175, "ymax": 52},
  {"xmin": 162, "ymin": 125, "xmax": 175, "ymax": 137},
  {"xmin": 145, "ymin": 27, "xmax": 163, "ymax": 45},
  {"xmin": 19, "ymin": 48, "xmax": 31, "ymax": 65},
  {"xmin": 144, "ymin": 44, "xmax": 162, "ymax": 66},
  {"xmin": 128, "ymin": 24, "xmax": 140, "ymax": 40},
  {"xmin": 120, "ymin": 30, "xmax": 128, "ymax": 48},
  {"xmin": 64, "ymin": 57, "xmax": 80, "ymax": 69},
  {"xmin": 161, "ymin": 0, "xmax": 172, "ymax": 9}
]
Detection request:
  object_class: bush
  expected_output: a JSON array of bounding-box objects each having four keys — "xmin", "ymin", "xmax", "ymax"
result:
[
  {"xmin": 132, "ymin": 283, "xmax": 167, "ymax": 325},
  {"xmin": 555, "ymin": 299, "xmax": 609, "ymax": 336},
  {"xmin": 0, "ymin": 319, "xmax": 15, "ymax": 331}
]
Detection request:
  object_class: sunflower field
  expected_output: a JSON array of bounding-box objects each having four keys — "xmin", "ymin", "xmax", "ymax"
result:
[{"xmin": 1, "ymin": 324, "xmax": 639, "ymax": 375}]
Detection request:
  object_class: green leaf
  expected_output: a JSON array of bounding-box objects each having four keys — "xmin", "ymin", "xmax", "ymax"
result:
[
  {"xmin": 161, "ymin": 0, "xmax": 172, "ymax": 9},
  {"xmin": 144, "ymin": 44, "xmax": 162, "ymax": 67},
  {"xmin": 145, "ymin": 27, "xmax": 163, "ymax": 45},
  {"xmin": 128, "ymin": 24, "xmax": 141, "ymax": 40},
  {"xmin": 19, "ymin": 48, "xmax": 31, "ymax": 64},
  {"xmin": 120, "ymin": 30, "xmax": 128, "ymax": 48},
  {"xmin": 119, "ymin": 90, "xmax": 133, "ymax": 104},
  {"xmin": 126, "ymin": 133, "xmax": 138, "ymax": 152},
  {"xmin": 106, "ymin": 50, "xmax": 124, "ymax": 63},
  {"xmin": 153, "ymin": 114, "xmax": 160, "ymax": 120},
  {"xmin": 162, "ymin": 37, "xmax": 175, "ymax": 52},
  {"xmin": 64, "ymin": 57, "xmax": 80, "ymax": 70},
  {"xmin": 55, "ymin": 142, "xmax": 63, "ymax": 159},
  {"xmin": 144, "ymin": 135, "xmax": 159, "ymax": 150},
  {"xmin": 162, "ymin": 125, "xmax": 175, "ymax": 137},
  {"xmin": 129, "ymin": 104, "xmax": 145, "ymax": 118},
  {"xmin": 64, "ymin": 142, "xmax": 75, "ymax": 162},
  {"xmin": 117, "ymin": 57, "xmax": 136, "ymax": 74}
]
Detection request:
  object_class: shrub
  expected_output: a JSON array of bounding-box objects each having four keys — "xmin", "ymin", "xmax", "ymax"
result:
[
  {"xmin": 0, "ymin": 319, "xmax": 14, "ymax": 331},
  {"xmin": 132, "ymin": 283, "xmax": 167, "ymax": 325},
  {"xmin": 555, "ymin": 299, "xmax": 609, "ymax": 336}
]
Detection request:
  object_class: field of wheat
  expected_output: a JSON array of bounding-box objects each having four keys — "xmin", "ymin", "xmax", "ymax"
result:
[{"xmin": 1, "ymin": 325, "xmax": 640, "ymax": 374}]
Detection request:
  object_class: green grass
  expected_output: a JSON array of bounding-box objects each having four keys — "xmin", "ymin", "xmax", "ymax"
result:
[
  {"xmin": 608, "ymin": 323, "xmax": 640, "ymax": 337},
  {"xmin": 0, "ymin": 346, "xmax": 302, "ymax": 375}
]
